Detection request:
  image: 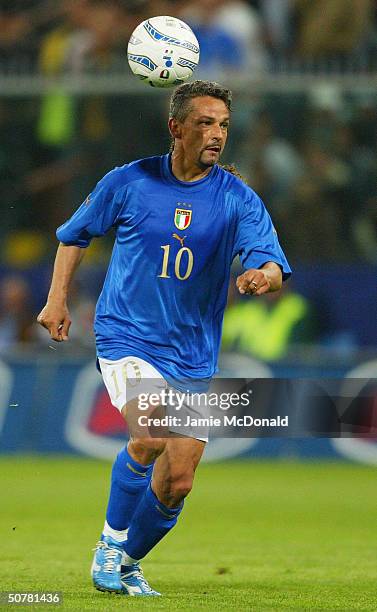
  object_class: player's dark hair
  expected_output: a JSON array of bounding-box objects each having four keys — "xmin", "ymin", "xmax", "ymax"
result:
[
  {"xmin": 219, "ymin": 164, "xmax": 248, "ymax": 184},
  {"xmin": 169, "ymin": 80, "xmax": 232, "ymax": 123}
]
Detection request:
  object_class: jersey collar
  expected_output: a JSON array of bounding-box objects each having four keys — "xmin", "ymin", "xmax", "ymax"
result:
[{"xmin": 161, "ymin": 154, "xmax": 218, "ymax": 193}]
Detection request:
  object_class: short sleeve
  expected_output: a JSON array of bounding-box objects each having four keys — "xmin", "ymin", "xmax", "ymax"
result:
[
  {"xmin": 233, "ymin": 193, "xmax": 291, "ymax": 280},
  {"xmin": 56, "ymin": 169, "xmax": 123, "ymax": 247}
]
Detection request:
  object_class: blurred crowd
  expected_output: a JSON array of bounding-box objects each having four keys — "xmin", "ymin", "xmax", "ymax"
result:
[
  {"xmin": 237, "ymin": 87, "xmax": 377, "ymax": 265},
  {"xmin": 1, "ymin": 84, "xmax": 376, "ymax": 267},
  {"xmin": 1, "ymin": 0, "xmax": 377, "ymax": 74}
]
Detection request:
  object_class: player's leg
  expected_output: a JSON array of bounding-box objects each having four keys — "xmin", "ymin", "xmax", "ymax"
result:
[
  {"xmin": 92, "ymin": 357, "xmax": 166, "ymax": 593},
  {"xmin": 120, "ymin": 436, "xmax": 205, "ymax": 595},
  {"xmin": 149, "ymin": 435, "xmax": 206, "ymax": 508},
  {"xmin": 104, "ymin": 434, "xmax": 164, "ymax": 539},
  {"xmin": 92, "ymin": 436, "xmax": 166, "ymax": 595},
  {"xmin": 92, "ymin": 436, "xmax": 166, "ymax": 593}
]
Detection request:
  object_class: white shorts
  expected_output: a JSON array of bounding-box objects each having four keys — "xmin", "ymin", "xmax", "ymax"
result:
[{"xmin": 98, "ymin": 355, "xmax": 208, "ymax": 442}]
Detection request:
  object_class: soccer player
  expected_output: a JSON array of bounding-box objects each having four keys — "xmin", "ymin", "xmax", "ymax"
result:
[{"xmin": 37, "ymin": 80, "xmax": 291, "ymax": 597}]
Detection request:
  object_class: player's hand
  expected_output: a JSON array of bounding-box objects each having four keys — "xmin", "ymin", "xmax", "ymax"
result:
[
  {"xmin": 236, "ymin": 269, "xmax": 271, "ymax": 296},
  {"xmin": 37, "ymin": 301, "xmax": 71, "ymax": 342}
]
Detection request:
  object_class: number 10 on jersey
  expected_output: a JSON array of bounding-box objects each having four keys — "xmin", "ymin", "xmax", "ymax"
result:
[{"xmin": 158, "ymin": 244, "xmax": 194, "ymax": 281}]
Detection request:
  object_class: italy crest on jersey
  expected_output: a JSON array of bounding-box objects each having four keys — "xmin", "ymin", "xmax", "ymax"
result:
[{"xmin": 174, "ymin": 208, "xmax": 192, "ymax": 230}]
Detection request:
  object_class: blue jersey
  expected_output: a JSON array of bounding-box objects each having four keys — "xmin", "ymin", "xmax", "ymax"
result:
[{"xmin": 57, "ymin": 154, "xmax": 291, "ymax": 386}]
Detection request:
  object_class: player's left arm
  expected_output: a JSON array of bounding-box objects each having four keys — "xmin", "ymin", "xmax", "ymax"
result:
[
  {"xmin": 234, "ymin": 190, "xmax": 291, "ymax": 293},
  {"xmin": 236, "ymin": 262, "xmax": 282, "ymax": 296}
]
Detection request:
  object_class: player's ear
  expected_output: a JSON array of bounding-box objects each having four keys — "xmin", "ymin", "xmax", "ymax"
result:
[{"xmin": 168, "ymin": 118, "xmax": 182, "ymax": 140}]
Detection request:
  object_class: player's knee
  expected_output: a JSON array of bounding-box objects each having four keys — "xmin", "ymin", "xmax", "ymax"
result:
[
  {"xmin": 164, "ymin": 474, "xmax": 193, "ymax": 507},
  {"xmin": 129, "ymin": 438, "xmax": 165, "ymax": 464},
  {"xmin": 171, "ymin": 478, "xmax": 192, "ymax": 501}
]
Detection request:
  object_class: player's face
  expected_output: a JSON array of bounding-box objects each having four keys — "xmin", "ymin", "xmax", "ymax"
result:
[{"xmin": 179, "ymin": 96, "xmax": 230, "ymax": 170}]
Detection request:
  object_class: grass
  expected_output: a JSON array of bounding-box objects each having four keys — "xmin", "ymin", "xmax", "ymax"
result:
[{"xmin": 1, "ymin": 457, "xmax": 376, "ymax": 610}]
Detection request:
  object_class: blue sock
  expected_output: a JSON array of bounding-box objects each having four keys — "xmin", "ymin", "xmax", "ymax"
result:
[
  {"xmin": 123, "ymin": 483, "xmax": 184, "ymax": 562},
  {"xmin": 105, "ymin": 446, "xmax": 154, "ymax": 532}
]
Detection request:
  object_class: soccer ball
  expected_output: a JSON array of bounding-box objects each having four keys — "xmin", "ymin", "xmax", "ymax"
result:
[{"xmin": 127, "ymin": 15, "xmax": 200, "ymax": 88}]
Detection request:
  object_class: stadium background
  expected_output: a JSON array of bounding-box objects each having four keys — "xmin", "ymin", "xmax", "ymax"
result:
[
  {"xmin": 1, "ymin": 0, "xmax": 376, "ymax": 461},
  {"xmin": 0, "ymin": 2, "xmax": 377, "ymax": 609}
]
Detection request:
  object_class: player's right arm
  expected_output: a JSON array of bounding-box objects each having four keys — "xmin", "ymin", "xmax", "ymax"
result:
[
  {"xmin": 37, "ymin": 244, "xmax": 85, "ymax": 342},
  {"xmin": 37, "ymin": 166, "xmax": 125, "ymax": 341}
]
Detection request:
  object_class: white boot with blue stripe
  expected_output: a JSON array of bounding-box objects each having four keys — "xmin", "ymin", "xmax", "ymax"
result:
[{"xmin": 121, "ymin": 562, "xmax": 161, "ymax": 596}]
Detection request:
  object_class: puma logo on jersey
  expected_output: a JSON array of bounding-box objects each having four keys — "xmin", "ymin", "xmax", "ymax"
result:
[{"xmin": 172, "ymin": 233, "xmax": 187, "ymax": 247}]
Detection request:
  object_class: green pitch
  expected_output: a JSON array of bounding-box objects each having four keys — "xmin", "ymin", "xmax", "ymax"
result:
[{"xmin": 1, "ymin": 457, "xmax": 376, "ymax": 611}]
